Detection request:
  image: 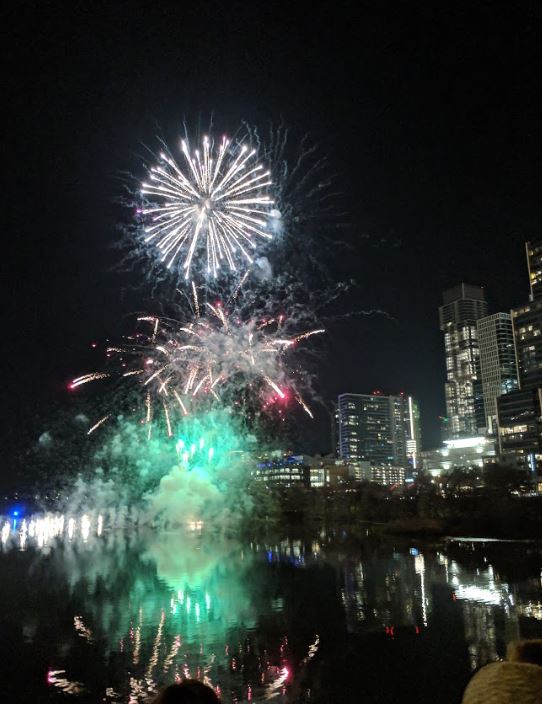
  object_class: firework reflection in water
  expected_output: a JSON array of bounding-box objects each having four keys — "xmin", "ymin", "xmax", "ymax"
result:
[{"xmin": 0, "ymin": 514, "xmax": 297, "ymax": 702}]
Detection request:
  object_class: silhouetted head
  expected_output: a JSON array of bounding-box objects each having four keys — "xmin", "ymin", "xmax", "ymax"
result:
[
  {"xmin": 462, "ymin": 661, "xmax": 542, "ymax": 704},
  {"xmin": 150, "ymin": 680, "xmax": 221, "ymax": 704}
]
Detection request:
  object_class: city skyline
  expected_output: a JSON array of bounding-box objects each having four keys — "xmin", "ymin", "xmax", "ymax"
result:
[
  {"xmin": 4, "ymin": 4, "xmax": 542, "ymax": 460},
  {"xmin": 337, "ymin": 238, "xmax": 541, "ymax": 473}
]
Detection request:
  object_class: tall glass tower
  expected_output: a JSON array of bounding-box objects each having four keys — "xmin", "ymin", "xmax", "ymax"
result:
[{"xmin": 439, "ymin": 283, "xmax": 488, "ymax": 438}]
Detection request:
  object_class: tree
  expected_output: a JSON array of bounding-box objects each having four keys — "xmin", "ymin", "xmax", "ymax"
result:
[
  {"xmin": 483, "ymin": 463, "xmax": 530, "ymax": 493},
  {"xmin": 442, "ymin": 466, "xmax": 482, "ymax": 496}
]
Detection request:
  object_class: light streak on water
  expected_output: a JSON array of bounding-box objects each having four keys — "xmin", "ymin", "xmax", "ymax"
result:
[
  {"xmin": 81, "ymin": 514, "xmax": 91, "ymax": 542},
  {"xmin": 414, "ymin": 553, "xmax": 428, "ymax": 627},
  {"xmin": 162, "ymin": 635, "xmax": 182, "ymax": 673},
  {"xmin": 68, "ymin": 517, "xmax": 75, "ymax": 540},
  {"xmin": 74, "ymin": 615, "xmax": 93, "ymax": 642},
  {"xmin": 1, "ymin": 521, "xmax": 10, "ymax": 545},
  {"xmin": 47, "ymin": 670, "xmax": 84, "ymax": 695},
  {"xmin": 146, "ymin": 609, "xmax": 166, "ymax": 677}
]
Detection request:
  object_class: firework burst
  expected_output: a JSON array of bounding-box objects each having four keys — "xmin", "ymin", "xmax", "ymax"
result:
[
  {"xmin": 139, "ymin": 135, "xmax": 276, "ymax": 282},
  {"xmin": 70, "ymin": 294, "xmax": 324, "ymax": 437}
]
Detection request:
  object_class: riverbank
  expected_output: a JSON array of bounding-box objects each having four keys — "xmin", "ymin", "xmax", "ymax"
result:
[{"xmin": 274, "ymin": 484, "xmax": 542, "ymax": 539}]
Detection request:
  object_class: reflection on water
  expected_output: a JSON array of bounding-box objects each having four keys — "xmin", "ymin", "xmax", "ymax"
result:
[{"xmin": 1, "ymin": 515, "xmax": 542, "ymax": 702}]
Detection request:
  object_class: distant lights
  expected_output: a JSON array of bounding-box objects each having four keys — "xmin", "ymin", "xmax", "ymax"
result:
[{"xmin": 443, "ymin": 436, "xmax": 486, "ymax": 449}]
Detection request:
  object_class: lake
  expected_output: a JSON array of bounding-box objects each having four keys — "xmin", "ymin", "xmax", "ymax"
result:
[{"xmin": 1, "ymin": 513, "xmax": 542, "ymax": 703}]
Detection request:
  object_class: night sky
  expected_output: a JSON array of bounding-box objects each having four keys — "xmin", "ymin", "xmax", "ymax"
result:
[{"xmin": 4, "ymin": 2, "xmax": 542, "ymax": 462}]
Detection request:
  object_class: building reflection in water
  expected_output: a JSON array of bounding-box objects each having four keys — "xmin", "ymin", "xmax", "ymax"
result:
[
  {"xmin": 1, "ymin": 515, "xmax": 542, "ymax": 701},
  {"xmin": 258, "ymin": 529, "xmax": 542, "ymax": 673}
]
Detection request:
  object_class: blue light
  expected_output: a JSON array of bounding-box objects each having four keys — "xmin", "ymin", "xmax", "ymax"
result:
[{"xmin": 9, "ymin": 506, "xmax": 24, "ymax": 519}]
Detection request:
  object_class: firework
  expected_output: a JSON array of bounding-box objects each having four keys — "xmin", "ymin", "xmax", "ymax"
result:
[
  {"xmin": 163, "ymin": 301, "xmax": 324, "ymax": 410},
  {"xmin": 70, "ymin": 296, "xmax": 323, "ymax": 436},
  {"xmin": 140, "ymin": 135, "xmax": 276, "ymax": 281}
]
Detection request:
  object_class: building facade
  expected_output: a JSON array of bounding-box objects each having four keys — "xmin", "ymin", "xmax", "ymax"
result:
[
  {"xmin": 439, "ymin": 284, "xmax": 488, "ymax": 437},
  {"xmin": 359, "ymin": 463, "xmax": 406, "ymax": 486},
  {"xmin": 254, "ymin": 454, "xmax": 311, "ymax": 487},
  {"xmin": 497, "ymin": 389, "xmax": 542, "ymax": 471},
  {"xmin": 254, "ymin": 453, "xmax": 357, "ymax": 488},
  {"xmin": 477, "ymin": 313, "xmax": 518, "ymax": 433}
]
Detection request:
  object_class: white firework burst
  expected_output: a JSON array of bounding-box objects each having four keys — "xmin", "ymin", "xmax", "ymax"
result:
[{"xmin": 140, "ymin": 135, "xmax": 276, "ymax": 281}]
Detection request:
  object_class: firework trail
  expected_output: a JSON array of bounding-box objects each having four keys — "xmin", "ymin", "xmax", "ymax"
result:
[{"xmin": 139, "ymin": 135, "xmax": 277, "ymax": 282}]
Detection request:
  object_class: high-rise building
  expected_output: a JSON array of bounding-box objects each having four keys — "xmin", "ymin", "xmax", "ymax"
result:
[
  {"xmin": 526, "ymin": 239, "xmax": 542, "ymax": 301},
  {"xmin": 497, "ymin": 240, "xmax": 542, "ymax": 473},
  {"xmin": 512, "ymin": 240, "xmax": 542, "ymax": 390},
  {"xmin": 337, "ymin": 392, "xmax": 419, "ymax": 468},
  {"xmin": 338, "ymin": 393, "xmax": 393, "ymax": 465},
  {"xmin": 439, "ymin": 283, "xmax": 488, "ymax": 438},
  {"xmin": 477, "ymin": 313, "xmax": 518, "ymax": 433}
]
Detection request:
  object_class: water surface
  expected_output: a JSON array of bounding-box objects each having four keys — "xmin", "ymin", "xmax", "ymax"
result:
[{"xmin": 1, "ymin": 515, "xmax": 542, "ymax": 702}]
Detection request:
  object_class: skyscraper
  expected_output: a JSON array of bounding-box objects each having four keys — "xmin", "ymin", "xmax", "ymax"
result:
[
  {"xmin": 337, "ymin": 392, "xmax": 420, "ymax": 469},
  {"xmin": 477, "ymin": 313, "xmax": 518, "ymax": 433},
  {"xmin": 439, "ymin": 284, "xmax": 488, "ymax": 438},
  {"xmin": 497, "ymin": 240, "xmax": 542, "ymax": 474}
]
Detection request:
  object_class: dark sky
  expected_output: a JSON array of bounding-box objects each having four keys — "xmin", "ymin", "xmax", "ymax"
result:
[{"xmin": 4, "ymin": 1, "xmax": 542, "ymax": 458}]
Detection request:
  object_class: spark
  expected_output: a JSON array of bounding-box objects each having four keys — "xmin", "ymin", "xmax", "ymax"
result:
[
  {"xmin": 87, "ymin": 414, "xmax": 111, "ymax": 435},
  {"xmin": 192, "ymin": 281, "xmax": 200, "ymax": 317},
  {"xmin": 163, "ymin": 402, "xmax": 172, "ymax": 437},
  {"xmin": 70, "ymin": 372, "xmax": 109, "ymax": 389},
  {"xmin": 140, "ymin": 135, "xmax": 275, "ymax": 281},
  {"xmin": 294, "ymin": 328, "xmax": 325, "ymax": 342},
  {"xmin": 295, "ymin": 393, "xmax": 314, "ymax": 418}
]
